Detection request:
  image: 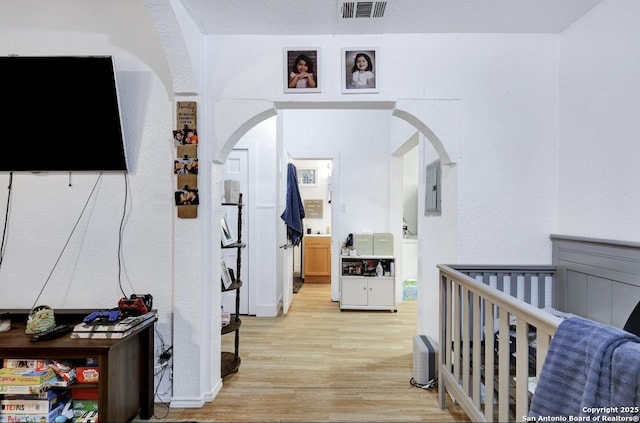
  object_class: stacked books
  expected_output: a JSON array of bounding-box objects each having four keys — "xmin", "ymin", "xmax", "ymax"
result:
[
  {"xmin": 0, "ymin": 389, "xmax": 69, "ymax": 422},
  {"xmin": 0, "ymin": 377, "xmax": 71, "ymax": 395},
  {"xmin": 1, "ymin": 360, "xmax": 48, "ymax": 372},
  {"xmin": 71, "ymin": 311, "xmax": 157, "ymax": 339},
  {"xmin": 0, "ymin": 366, "xmax": 65, "ymax": 395},
  {"xmin": 0, "ymin": 367, "xmax": 55, "ymax": 388},
  {"xmin": 0, "ymin": 360, "xmax": 70, "ymax": 422},
  {"xmin": 0, "ymin": 403, "xmax": 66, "ymax": 422}
]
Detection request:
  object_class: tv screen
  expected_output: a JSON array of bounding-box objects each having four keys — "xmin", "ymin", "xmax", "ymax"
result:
[{"xmin": 0, "ymin": 56, "xmax": 128, "ymax": 172}]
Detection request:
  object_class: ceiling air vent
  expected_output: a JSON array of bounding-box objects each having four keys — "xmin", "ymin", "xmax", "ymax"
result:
[{"xmin": 340, "ymin": 1, "xmax": 387, "ymax": 19}]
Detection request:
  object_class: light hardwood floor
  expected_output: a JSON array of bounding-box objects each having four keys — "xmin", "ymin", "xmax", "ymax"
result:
[{"xmin": 147, "ymin": 282, "xmax": 469, "ymax": 422}]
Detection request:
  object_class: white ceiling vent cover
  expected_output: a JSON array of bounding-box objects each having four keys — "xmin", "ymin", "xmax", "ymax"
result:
[{"xmin": 340, "ymin": 1, "xmax": 387, "ymax": 19}]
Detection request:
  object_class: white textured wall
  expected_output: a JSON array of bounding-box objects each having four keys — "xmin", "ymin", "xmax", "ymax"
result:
[
  {"xmin": 451, "ymin": 36, "xmax": 560, "ymax": 264},
  {"xmin": 558, "ymin": 0, "xmax": 640, "ymax": 241},
  {"xmin": 0, "ymin": 0, "xmax": 175, "ymax": 400},
  {"xmin": 206, "ymin": 33, "xmax": 560, "ymax": 263}
]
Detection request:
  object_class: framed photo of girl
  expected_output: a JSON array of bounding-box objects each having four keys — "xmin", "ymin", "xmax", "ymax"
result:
[
  {"xmin": 342, "ymin": 47, "xmax": 378, "ymax": 94},
  {"xmin": 284, "ymin": 47, "xmax": 320, "ymax": 93}
]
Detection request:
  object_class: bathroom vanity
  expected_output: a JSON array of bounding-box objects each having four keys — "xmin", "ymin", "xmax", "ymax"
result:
[{"xmin": 302, "ymin": 235, "xmax": 331, "ymax": 283}]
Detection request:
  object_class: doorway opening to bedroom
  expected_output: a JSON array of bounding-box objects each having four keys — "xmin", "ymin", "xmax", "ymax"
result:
[{"xmin": 291, "ymin": 158, "xmax": 333, "ymax": 294}]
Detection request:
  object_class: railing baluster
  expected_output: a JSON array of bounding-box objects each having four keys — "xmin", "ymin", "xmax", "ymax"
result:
[{"xmin": 438, "ymin": 264, "xmax": 561, "ymax": 422}]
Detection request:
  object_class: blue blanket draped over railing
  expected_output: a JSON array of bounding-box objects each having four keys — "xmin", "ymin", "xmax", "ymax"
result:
[
  {"xmin": 280, "ymin": 163, "xmax": 305, "ymax": 246},
  {"xmin": 529, "ymin": 316, "xmax": 640, "ymax": 419}
]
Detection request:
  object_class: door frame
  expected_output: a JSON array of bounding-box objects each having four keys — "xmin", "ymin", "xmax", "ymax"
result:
[
  {"xmin": 221, "ymin": 149, "xmax": 251, "ymax": 315},
  {"xmin": 286, "ymin": 152, "xmax": 341, "ymax": 303}
]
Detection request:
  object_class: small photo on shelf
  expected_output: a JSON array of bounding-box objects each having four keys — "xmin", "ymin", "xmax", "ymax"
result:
[
  {"xmin": 221, "ymin": 259, "xmax": 233, "ymax": 289},
  {"xmin": 220, "ymin": 214, "xmax": 235, "ymax": 246}
]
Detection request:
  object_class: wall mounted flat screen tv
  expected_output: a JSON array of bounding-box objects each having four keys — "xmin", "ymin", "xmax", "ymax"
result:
[{"xmin": 0, "ymin": 56, "xmax": 128, "ymax": 172}]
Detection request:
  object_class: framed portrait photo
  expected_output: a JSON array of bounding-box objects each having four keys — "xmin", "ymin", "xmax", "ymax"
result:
[
  {"xmin": 220, "ymin": 214, "xmax": 235, "ymax": 247},
  {"xmin": 284, "ymin": 47, "xmax": 320, "ymax": 93},
  {"xmin": 342, "ymin": 47, "xmax": 379, "ymax": 94},
  {"xmin": 298, "ymin": 168, "xmax": 317, "ymax": 186}
]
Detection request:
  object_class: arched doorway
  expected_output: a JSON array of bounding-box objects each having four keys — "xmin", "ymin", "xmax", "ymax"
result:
[{"xmin": 212, "ymin": 100, "xmax": 457, "ymax": 320}]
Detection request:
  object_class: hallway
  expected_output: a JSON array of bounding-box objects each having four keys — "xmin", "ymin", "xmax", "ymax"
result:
[{"xmin": 149, "ymin": 283, "xmax": 469, "ymax": 422}]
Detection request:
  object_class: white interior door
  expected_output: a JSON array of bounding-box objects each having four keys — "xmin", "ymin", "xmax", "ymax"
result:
[
  {"xmin": 279, "ymin": 157, "xmax": 295, "ymax": 315},
  {"xmin": 282, "ymin": 238, "xmax": 294, "ymax": 315},
  {"xmin": 222, "ymin": 149, "xmax": 249, "ymax": 314}
]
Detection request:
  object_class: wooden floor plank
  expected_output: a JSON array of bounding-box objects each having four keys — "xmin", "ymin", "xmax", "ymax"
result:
[{"xmin": 143, "ymin": 283, "xmax": 469, "ymax": 422}]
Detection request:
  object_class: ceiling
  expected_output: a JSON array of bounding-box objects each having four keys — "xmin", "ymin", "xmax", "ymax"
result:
[{"xmin": 180, "ymin": 0, "xmax": 602, "ymax": 35}]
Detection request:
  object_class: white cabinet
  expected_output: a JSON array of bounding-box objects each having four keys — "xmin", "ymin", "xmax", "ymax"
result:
[{"xmin": 340, "ymin": 256, "xmax": 396, "ymax": 311}]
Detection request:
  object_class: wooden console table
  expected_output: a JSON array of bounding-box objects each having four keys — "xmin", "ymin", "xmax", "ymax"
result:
[{"xmin": 0, "ymin": 309, "xmax": 156, "ymax": 422}]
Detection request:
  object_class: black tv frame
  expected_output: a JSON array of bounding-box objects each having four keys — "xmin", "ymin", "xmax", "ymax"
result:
[{"xmin": 0, "ymin": 55, "xmax": 128, "ymax": 173}]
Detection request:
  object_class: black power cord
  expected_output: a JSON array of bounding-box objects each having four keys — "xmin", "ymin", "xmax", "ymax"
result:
[
  {"xmin": 31, "ymin": 174, "xmax": 103, "ymax": 308},
  {"xmin": 410, "ymin": 376, "xmax": 437, "ymax": 389},
  {"xmin": 153, "ymin": 328, "xmax": 173, "ymax": 419},
  {"xmin": 159, "ymin": 345, "xmax": 173, "ymax": 362},
  {"xmin": 0, "ymin": 172, "xmax": 13, "ymax": 269}
]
